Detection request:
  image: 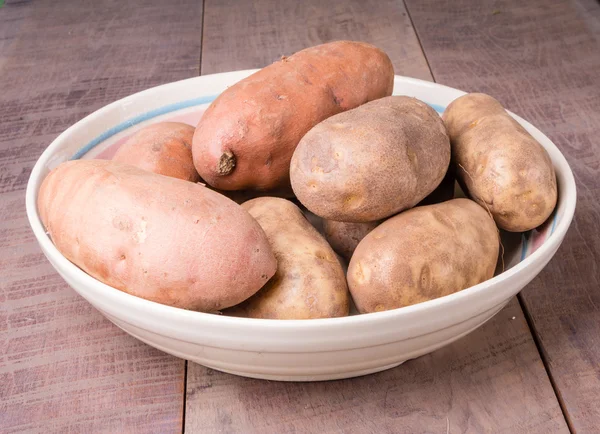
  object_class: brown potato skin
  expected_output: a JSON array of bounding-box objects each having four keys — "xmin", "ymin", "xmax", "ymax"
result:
[
  {"xmin": 228, "ymin": 197, "xmax": 349, "ymax": 319},
  {"xmin": 443, "ymin": 93, "xmax": 557, "ymax": 232},
  {"xmin": 347, "ymin": 199, "xmax": 499, "ymax": 313},
  {"xmin": 290, "ymin": 96, "xmax": 451, "ymax": 222},
  {"xmin": 323, "ymin": 220, "xmax": 380, "ymax": 262},
  {"xmin": 192, "ymin": 41, "xmax": 394, "ymax": 192},
  {"xmin": 113, "ymin": 122, "xmax": 199, "ymax": 182},
  {"xmin": 37, "ymin": 160, "xmax": 276, "ymax": 312}
]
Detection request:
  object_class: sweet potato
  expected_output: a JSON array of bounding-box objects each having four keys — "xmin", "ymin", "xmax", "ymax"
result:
[
  {"xmin": 37, "ymin": 159, "xmax": 276, "ymax": 311},
  {"xmin": 112, "ymin": 122, "xmax": 199, "ymax": 182}
]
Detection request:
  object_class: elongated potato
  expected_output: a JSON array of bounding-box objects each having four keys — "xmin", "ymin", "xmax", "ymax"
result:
[
  {"xmin": 38, "ymin": 160, "xmax": 276, "ymax": 312},
  {"xmin": 291, "ymin": 96, "xmax": 451, "ymax": 222},
  {"xmin": 193, "ymin": 41, "xmax": 394, "ymax": 192},
  {"xmin": 228, "ymin": 197, "xmax": 349, "ymax": 319},
  {"xmin": 348, "ymin": 199, "xmax": 499, "ymax": 313},
  {"xmin": 443, "ymin": 93, "xmax": 557, "ymax": 232},
  {"xmin": 113, "ymin": 122, "xmax": 199, "ymax": 182}
]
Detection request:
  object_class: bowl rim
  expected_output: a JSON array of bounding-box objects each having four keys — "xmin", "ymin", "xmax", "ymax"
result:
[{"xmin": 25, "ymin": 71, "xmax": 577, "ymax": 330}]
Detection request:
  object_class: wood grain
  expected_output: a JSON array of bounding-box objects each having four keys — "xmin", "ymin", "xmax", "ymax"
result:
[
  {"xmin": 199, "ymin": 0, "xmax": 432, "ymax": 80},
  {"xmin": 0, "ymin": 0, "xmax": 202, "ymax": 432},
  {"xmin": 186, "ymin": 300, "xmax": 567, "ymax": 434},
  {"xmin": 186, "ymin": 1, "xmax": 568, "ymax": 432},
  {"xmin": 405, "ymin": 0, "xmax": 600, "ymax": 431}
]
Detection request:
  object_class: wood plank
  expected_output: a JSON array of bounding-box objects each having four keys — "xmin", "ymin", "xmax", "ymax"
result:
[
  {"xmin": 0, "ymin": 0, "xmax": 202, "ymax": 432},
  {"xmin": 186, "ymin": 299, "xmax": 567, "ymax": 433},
  {"xmin": 186, "ymin": 1, "xmax": 568, "ymax": 432},
  {"xmin": 404, "ymin": 0, "xmax": 600, "ymax": 431},
  {"xmin": 199, "ymin": 0, "xmax": 432, "ymax": 80}
]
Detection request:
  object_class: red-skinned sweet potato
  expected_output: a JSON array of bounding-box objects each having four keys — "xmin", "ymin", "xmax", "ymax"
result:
[
  {"xmin": 38, "ymin": 159, "xmax": 276, "ymax": 312},
  {"xmin": 113, "ymin": 122, "xmax": 199, "ymax": 182}
]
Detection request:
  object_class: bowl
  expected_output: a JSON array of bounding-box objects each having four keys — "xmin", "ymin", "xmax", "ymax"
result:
[{"xmin": 26, "ymin": 71, "xmax": 576, "ymax": 381}]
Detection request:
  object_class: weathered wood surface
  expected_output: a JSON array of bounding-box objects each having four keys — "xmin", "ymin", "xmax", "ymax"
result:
[
  {"xmin": 0, "ymin": 0, "xmax": 202, "ymax": 432},
  {"xmin": 3, "ymin": 0, "xmax": 598, "ymax": 432},
  {"xmin": 404, "ymin": 0, "xmax": 600, "ymax": 431},
  {"xmin": 199, "ymin": 0, "xmax": 432, "ymax": 81},
  {"xmin": 185, "ymin": 1, "xmax": 569, "ymax": 432}
]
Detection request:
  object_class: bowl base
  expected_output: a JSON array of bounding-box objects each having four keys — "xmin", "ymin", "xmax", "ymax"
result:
[{"xmin": 198, "ymin": 360, "xmax": 407, "ymax": 382}]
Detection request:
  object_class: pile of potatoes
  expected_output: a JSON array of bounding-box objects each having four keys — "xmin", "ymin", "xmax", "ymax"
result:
[{"xmin": 38, "ymin": 41, "xmax": 558, "ymax": 319}]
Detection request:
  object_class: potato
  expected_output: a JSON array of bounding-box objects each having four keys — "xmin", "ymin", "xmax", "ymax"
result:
[
  {"xmin": 227, "ymin": 197, "xmax": 349, "ymax": 319},
  {"xmin": 192, "ymin": 41, "xmax": 394, "ymax": 192},
  {"xmin": 347, "ymin": 199, "xmax": 499, "ymax": 313},
  {"xmin": 290, "ymin": 96, "xmax": 451, "ymax": 222},
  {"xmin": 443, "ymin": 93, "xmax": 557, "ymax": 232},
  {"xmin": 112, "ymin": 122, "xmax": 199, "ymax": 182},
  {"xmin": 323, "ymin": 220, "xmax": 380, "ymax": 261},
  {"xmin": 37, "ymin": 159, "xmax": 276, "ymax": 312}
]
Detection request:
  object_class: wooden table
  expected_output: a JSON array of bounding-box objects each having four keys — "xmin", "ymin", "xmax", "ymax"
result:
[{"xmin": 1, "ymin": 0, "xmax": 598, "ymax": 432}]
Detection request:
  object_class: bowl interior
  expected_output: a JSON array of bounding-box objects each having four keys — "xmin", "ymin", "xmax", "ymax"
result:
[{"xmin": 26, "ymin": 71, "xmax": 575, "ymax": 321}]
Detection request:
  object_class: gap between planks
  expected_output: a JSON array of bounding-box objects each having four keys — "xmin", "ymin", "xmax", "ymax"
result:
[
  {"xmin": 402, "ymin": 1, "xmax": 575, "ymax": 431},
  {"xmin": 517, "ymin": 294, "xmax": 574, "ymax": 433},
  {"xmin": 182, "ymin": 2, "xmax": 206, "ymax": 431}
]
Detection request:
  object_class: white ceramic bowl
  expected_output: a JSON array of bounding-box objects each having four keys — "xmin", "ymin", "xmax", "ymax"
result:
[{"xmin": 26, "ymin": 71, "xmax": 576, "ymax": 381}]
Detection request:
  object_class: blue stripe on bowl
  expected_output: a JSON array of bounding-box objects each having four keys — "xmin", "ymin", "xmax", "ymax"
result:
[
  {"xmin": 519, "ymin": 213, "xmax": 558, "ymax": 261},
  {"xmin": 71, "ymin": 94, "xmax": 219, "ymax": 160},
  {"xmin": 550, "ymin": 212, "xmax": 558, "ymax": 234},
  {"xmin": 70, "ymin": 96, "xmax": 446, "ymax": 160},
  {"xmin": 429, "ymin": 103, "xmax": 446, "ymax": 114}
]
